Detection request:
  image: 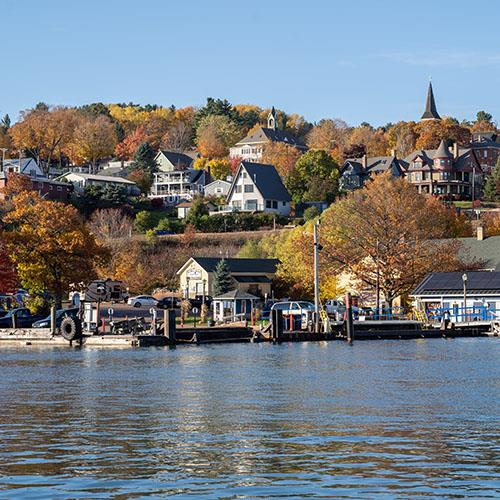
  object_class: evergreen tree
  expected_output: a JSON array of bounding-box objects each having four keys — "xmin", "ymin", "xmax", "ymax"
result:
[
  {"xmin": 1, "ymin": 114, "xmax": 11, "ymax": 131},
  {"xmin": 129, "ymin": 142, "xmax": 157, "ymax": 173},
  {"xmin": 213, "ymin": 259, "xmax": 233, "ymax": 297},
  {"xmin": 185, "ymin": 197, "xmax": 209, "ymax": 229},
  {"xmin": 483, "ymin": 157, "xmax": 500, "ymax": 201}
]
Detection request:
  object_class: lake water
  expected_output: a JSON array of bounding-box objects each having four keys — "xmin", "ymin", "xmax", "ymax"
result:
[{"xmin": 0, "ymin": 339, "xmax": 498, "ymax": 499}]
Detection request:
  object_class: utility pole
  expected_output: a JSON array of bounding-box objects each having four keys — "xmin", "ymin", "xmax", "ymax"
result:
[
  {"xmin": 375, "ymin": 238, "xmax": 380, "ymax": 317},
  {"xmin": 0, "ymin": 148, "xmax": 7, "ymax": 172},
  {"xmin": 472, "ymin": 166, "xmax": 476, "ymax": 203},
  {"xmin": 313, "ymin": 220, "xmax": 320, "ymax": 333}
]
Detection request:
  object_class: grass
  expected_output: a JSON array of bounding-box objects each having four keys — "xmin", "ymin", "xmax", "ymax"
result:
[{"xmin": 452, "ymin": 201, "xmax": 473, "ymax": 209}]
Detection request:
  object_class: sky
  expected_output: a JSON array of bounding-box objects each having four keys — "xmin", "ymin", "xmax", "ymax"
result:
[{"xmin": 2, "ymin": 0, "xmax": 500, "ymax": 126}]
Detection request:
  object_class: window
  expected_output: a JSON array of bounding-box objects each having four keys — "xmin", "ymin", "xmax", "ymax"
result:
[
  {"xmin": 49, "ymin": 185, "xmax": 53, "ymax": 190},
  {"xmin": 244, "ymin": 184, "xmax": 254, "ymax": 193},
  {"xmin": 484, "ymin": 150, "xmax": 488, "ymax": 158},
  {"xmin": 57, "ymin": 186, "xmax": 62, "ymax": 192},
  {"xmin": 272, "ymin": 201, "xmax": 278, "ymax": 209},
  {"xmin": 266, "ymin": 200, "xmax": 272, "ymax": 208},
  {"xmin": 236, "ymin": 185, "xmax": 242, "ymax": 193},
  {"xmin": 215, "ymin": 187, "xmax": 222, "ymax": 194},
  {"xmin": 415, "ymin": 172, "xmax": 421, "ymax": 181},
  {"xmin": 242, "ymin": 172, "xmax": 247, "ymax": 178},
  {"xmin": 283, "ymin": 201, "xmax": 286, "ymax": 206}
]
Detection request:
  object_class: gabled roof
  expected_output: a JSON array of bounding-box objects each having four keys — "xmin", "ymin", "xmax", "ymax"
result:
[
  {"xmin": 234, "ymin": 127, "xmax": 306, "ymax": 149},
  {"xmin": 213, "ymin": 289, "xmax": 259, "ymax": 300},
  {"xmin": 157, "ymin": 151, "xmax": 193, "ymax": 169},
  {"xmin": 453, "ymin": 235, "xmax": 500, "ymax": 271},
  {"xmin": 62, "ymin": 172, "xmax": 136, "ymax": 184},
  {"xmin": 412, "ymin": 271, "xmax": 500, "ymax": 296},
  {"xmin": 228, "ymin": 161, "xmax": 291, "ymax": 202},
  {"xmin": 177, "ymin": 257, "xmax": 280, "ymax": 275},
  {"xmin": 342, "ymin": 156, "xmax": 405, "ymax": 177},
  {"xmin": 421, "ymin": 82, "xmax": 441, "ymax": 120},
  {"xmin": 204, "ymin": 179, "xmax": 231, "ymax": 189}
]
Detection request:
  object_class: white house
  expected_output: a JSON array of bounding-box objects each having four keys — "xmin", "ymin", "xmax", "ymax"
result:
[
  {"xmin": 150, "ymin": 150, "xmax": 209, "ymax": 205},
  {"xmin": 2, "ymin": 158, "xmax": 44, "ymax": 178},
  {"xmin": 229, "ymin": 107, "xmax": 306, "ymax": 162},
  {"xmin": 57, "ymin": 172, "xmax": 140, "ymax": 195},
  {"xmin": 225, "ymin": 161, "xmax": 291, "ymax": 216},
  {"xmin": 204, "ymin": 179, "xmax": 231, "ymax": 197}
]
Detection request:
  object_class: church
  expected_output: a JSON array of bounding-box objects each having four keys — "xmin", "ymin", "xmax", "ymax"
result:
[{"xmin": 229, "ymin": 107, "xmax": 307, "ymax": 162}]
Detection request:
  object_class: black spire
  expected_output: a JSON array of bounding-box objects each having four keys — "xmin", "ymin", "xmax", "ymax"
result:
[{"xmin": 421, "ymin": 82, "xmax": 441, "ymax": 121}]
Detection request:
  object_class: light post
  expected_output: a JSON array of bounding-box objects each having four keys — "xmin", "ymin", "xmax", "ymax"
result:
[
  {"xmin": 202, "ymin": 279, "xmax": 207, "ymax": 305},
  {"xmin": 375, "ymin": 238, "xmax": 380, "ymax": 317},
  {"xmin": 313, "ymin": 220, "xmax": 321, "ymax": 333},
  {"xmin": 186, "ymin": 277, "xmax": 190, "ymax": 299},
  {"xmin": 472, "ymin": 166, "xmax": 476, "ymax": 203},
  {"xmin": 462, "ymin": 273, "xmax": 468, "ymax": 322}
]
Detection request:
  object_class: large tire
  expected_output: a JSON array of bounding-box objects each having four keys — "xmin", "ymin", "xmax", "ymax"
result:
[
  {"xmin": 134, "ymin": 302, "xmax": 141, "ymax": 308},
  {"xmin": 60, "ymin": 316, "xmax": 82, "ymax": 341}
]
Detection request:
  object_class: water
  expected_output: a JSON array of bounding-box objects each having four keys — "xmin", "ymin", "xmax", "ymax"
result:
[{"xmin": 0, "ymin": 339, "xmax": 498, "ymax": 499}]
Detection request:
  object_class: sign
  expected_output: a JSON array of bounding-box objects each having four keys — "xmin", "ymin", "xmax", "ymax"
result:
[
  {"xmin": 187, "ymin": 269, "xmax": 202, "ymax": 279},
  {"xmin": 192, "ymin": 307, "xmax": 199, "ymax": 315}
]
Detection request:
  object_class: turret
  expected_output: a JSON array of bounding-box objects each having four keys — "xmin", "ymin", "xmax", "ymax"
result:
[{"xmin": 267, "ymin": 107, "xmax": 278, "ymax": 130}]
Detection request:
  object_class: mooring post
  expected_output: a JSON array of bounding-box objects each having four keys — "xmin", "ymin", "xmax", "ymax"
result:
[
  {"xmin": 271, "ymin": 309, "xmax": 283, "ymax": 343},
  {"xmin": 345, "ymin": 292, "xmax": 354, "ymax": 344},
  {"xmin": 11, "ymin": 311, "xmax": 16, "ymax": 329},
  {"xmin": 50, "ymin": 305, "xmax": 56, "ymax": 336},
  {"xmin": 167, "ymin": 309, "xmax": 176, "ymax": 346}
]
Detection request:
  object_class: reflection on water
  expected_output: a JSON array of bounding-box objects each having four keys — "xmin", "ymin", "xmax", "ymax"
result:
[{"xmin": 0, "ymin": 339, "xmax": 498, "ymax": 498}]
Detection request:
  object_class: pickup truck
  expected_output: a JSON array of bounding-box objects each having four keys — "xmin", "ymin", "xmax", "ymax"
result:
[
  {"xmin": 0, "ymin": 308, "xmax": 45, "ymax": 328},
  {"xmin": 324, "ymin": 299, "xmax": 346, "ymax": 317}
]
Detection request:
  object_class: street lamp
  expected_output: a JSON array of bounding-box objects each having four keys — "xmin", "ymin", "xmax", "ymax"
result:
[
  {"xmin": 313, "ymin": 220, "xmax": 321, "ymax": 333},
  {"xmin": 462, "ymin": 273, "xmax": 468, "ymax": 321}
]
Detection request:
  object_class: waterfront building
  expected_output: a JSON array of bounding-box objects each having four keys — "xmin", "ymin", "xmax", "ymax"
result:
[
  {"xmin": 57, "ymin": 172, "xmax": 141, "ymax": 196},
  {"xmin": 177, "ymin": 257, "xmax": 279, "ymax": 299}
]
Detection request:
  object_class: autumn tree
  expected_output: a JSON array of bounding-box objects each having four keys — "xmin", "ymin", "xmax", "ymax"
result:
[
  {"xmin": 66, "ymin": 115, "xmax": 117, "ymax": 173},
  {"xmin": 415, "ymin": 118, "xmax": 471, "ymax": 150},
  {"xmin": 161, "ymin": 121, "xmax": 194, "ymax": 152},
  {"xmin": 349, "ymin": 125, "xmax": 389, "ymax": 156},
  {"xmin": 386, "ymin": 121, "xmax": 417, "ymax": 157},
  {"xmin": 3, "ymin": 193, "xmax": 108, "ymax": 306},
  {"xmin": 0, "ymin": 241, "xmax": 17, "ymax": 293},
  {"xmin": 196, "ymin": 115, "xmax": 241, "ymax": 158},
  {"xmin": 115, "ymin": 126, "xmax": 147, "ymax": 161},
  {"xmin": 261, "ymin": 142, "xmax": 302, "ymax": 179},
  {"xmin": 320, "ymin": 172, "xmax": 473, "ymax": 307},
  {"xmin": 306, "ymin": 119, "xmax": 350, "ymax": 152},
  {"xmin": 207, "ymin": 159, "xmax": 231, "ymax": 180},
  {"xmin": 10, "ymin": 106, "xmax": 78, "ymax": 174}
]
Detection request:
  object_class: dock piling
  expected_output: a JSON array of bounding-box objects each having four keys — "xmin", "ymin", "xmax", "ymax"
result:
[
  {"xmin": 271, "ymin": 309, "xmax": 283, "ymax": 343},
  {"xmin": 164, "ymin": 309, "xmax": 176, "ymax": 346},
  {"xmin": 50, "ymin": 306, "xmax": 56, "ymax": 336},
  {"xmin": 345, "ymin": 293, "xmax": 354, "ymax": 343}
]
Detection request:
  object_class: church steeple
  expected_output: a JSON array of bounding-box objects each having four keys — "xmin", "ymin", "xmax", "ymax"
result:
[
  {"xmin": 421, "ymin": 81, "xmax": 441, "ymax": 121},
  {"xmin": 267, "ymin": 106, "xmax": 278, "ymax": 130}
]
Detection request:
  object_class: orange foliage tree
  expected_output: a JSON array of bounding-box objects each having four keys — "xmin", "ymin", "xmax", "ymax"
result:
[{"xmin": 261, "ymin": 142, "xmax": 302, "ymax": 178}]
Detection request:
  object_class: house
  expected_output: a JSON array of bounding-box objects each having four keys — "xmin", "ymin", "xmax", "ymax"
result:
[
  {"xmin": 204, "ymin": 179, "xmax": 231, "ymax": 198},
  {"xmin": 404, "ymin": 141, "xmax": 481, "ymax": 198},
  {"xmin": 0, "ymin": 171, "xmax": 71, "ymax": 201},
  {"xmin": 177, "ymin": 257, "xmax": 280, "ymax": 299},
  {"xmin": 340, "ymin": 154, "xmax": 404, "ymax": 191},
  {"xmin": 212, "ymin": 289, "xmax": 259, "ymax": 323},
  {"xmin": 150, "ymin": 150, "xmax": 208, "ymax": 204},
  {"xmin": 2, "ymin": 158, "xmax": 44, "ymax": 178},
  {"xmin": 57, "ymin": 172, "xmax": 141, "ymax": 195},
  {"xmin": 225, "ymin": 161, "xmax": 291, "ymax": 215},
  {"xmin": 229, "ymin": 107, "xmax": 306, "ymax": 162},
  {"xmin": 469, "ymin": 133, "xmax": 500, "ymax": 176},
  {"xmin": 411, "ymin": 271, "xmax": 500, "ymax": 319},
  {"xmin": 450, "ymin": 227, "xmax": 500, "ymax": 271},
  {"xmin": 98, "ymin": 161, "xmax": 133, "ymax": 178}
]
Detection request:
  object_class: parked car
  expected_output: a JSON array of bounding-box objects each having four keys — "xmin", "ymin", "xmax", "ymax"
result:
[
  {"xmin": 127, "ymin": 295, "xmax": 158, "ymax": 308},
  {"xmin": 32, "ymin": 308, "xmax": 80, "ymax": 329},
  {"xmin": 156, "ymin": 296, "xmax": 178, "ymax": 310},
  {"xmin": 324, "ymin": 299, "xmax": 346, "ymax": 316},
  {"xmin": 270, "ymin": 301, "xmax": 315, "ymax": 318},
  {"xmin": 0, "ymin": 308, "xmax": 45, "ymax": 328},
  {"xmin": 188, "ymin": 295, "xmax": 213, "ymax": 309}
]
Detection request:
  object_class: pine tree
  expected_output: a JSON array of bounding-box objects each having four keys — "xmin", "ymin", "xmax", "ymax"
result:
[
  {"xmin": 129, "ymin": 142, "xmax": 157, "ymax": 174},
  {"xmin": 213, "ymin": 258, "xmax": 233, "ymax": 297},
  {"xmin": 483, "ymin": 157, "xmax": 500, "ymax": 201}
]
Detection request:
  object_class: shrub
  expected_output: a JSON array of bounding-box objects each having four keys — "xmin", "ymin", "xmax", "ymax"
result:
[{"xmin": 303, "ymin": 206, "xmax": 320, "ymax": 221}]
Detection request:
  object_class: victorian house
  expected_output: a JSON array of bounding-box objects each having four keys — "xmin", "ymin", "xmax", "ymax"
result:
[{"xmin": 229, "ymin": 107, "xmax": 306, "ymax": 162}]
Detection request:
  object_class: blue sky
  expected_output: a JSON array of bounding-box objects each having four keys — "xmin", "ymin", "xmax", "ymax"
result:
[{"xmin": 2, "ymin": 0, "xmax": 500, "ymax": 126}]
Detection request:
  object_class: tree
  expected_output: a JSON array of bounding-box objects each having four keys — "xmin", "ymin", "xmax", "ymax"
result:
[
  {"xmin": 320, "ymin": 172, "xmax": 473, "ymax": 307},
  {"xmin": 0, "ymin": 242, "xmax": 17, "ymax": 293},
  {"xmin": 127, "ymin": 170, "xmax": 153, "ymax": 194},
  {"xmin": 476, "ymin": 111, "xmax": 493, "ymax": 123},
  {"xmin": 288, "ymin": 150, "xmax": 340, "ymax": 203},
  {"xmin": 261, "ymin": 142, "xmax": 302, "ymax": 179},
  {"xmin": 3, "ymin": 193, "xmax": 108, "ymax": 306},
  {"xmin": 306, "ymin": 119, "xmax": 350, "ymax": 152},
  {"xmin": 208, "ymin": 158, "xmax": 231, "ymax": 180},
  {"xmin": 66, "ymin": 115, "xmax": 117, "ymax": 173},
  {"xmin": 415, "ymin": 118, "xmax": 471, "ymax": 150},
  {"xmin": 10, "ymin": 106, "xmax": 78, "ymax": 174},
  {"xmin": 213, "ymin": 258, "xmax": 233, "ymax": 297},
  {"xmin": 196, "ymin": 115, "xmax": 242, "ymax": 159},
  {"xmin": 483, "ymin": 157, "xmax": 500, "ymax": 201},
  {"xmin": 349, "ymin": 125, "xmax": 389, "ymax": 156},
  {"xmin": 134, "ymin": 210, "xmax": 157, "ymax": 232},
  {"xmin": 185, "ymin": 197, "xmax": 209, "ymax": 228},
  {"xmin": 195, "ymin": 97, "xmax": 241, "ymax": 128},
  {"xmin": 386, "ymin": 121, "xmax": 417, "ymax": 157},
  {"xmin": 161, "ymin": 121, "xmax": 194, "ymax": 152},
  {"xmin": 115, "ymin": 126, "xmax": 147, "ymax": 161},
  {"xmin": 129, "ymin": 142, "xmax": 157, "ymax": 173},
  {"xmin": 1, "ymin": 114, "xmax": 11, "ymax": 131}
]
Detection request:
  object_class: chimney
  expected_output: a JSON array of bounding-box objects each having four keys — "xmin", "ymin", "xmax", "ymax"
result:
[
  {"xmin": 477, "ymin": 225, "xmax": 485, "ymax": 241},
  {"xmin": 453, "ymin": 142, "xmax": 458, "ymax": 159},
  {"xmin": 362, "ymin": 154, "xmax": 367, "ymax": 169}
]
